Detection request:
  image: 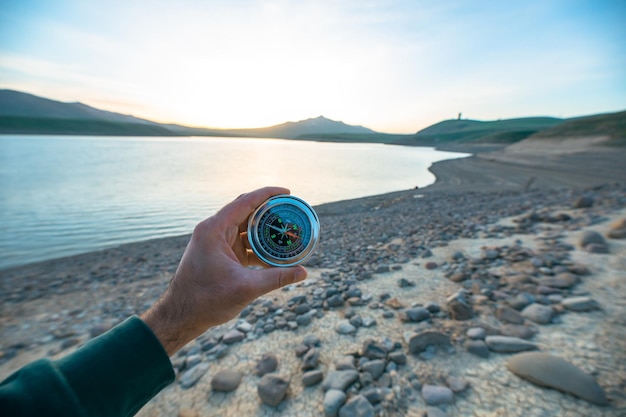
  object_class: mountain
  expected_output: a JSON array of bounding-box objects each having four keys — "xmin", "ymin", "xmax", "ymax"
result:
[{"xmin": 0, "ymin": 90, "xmax": 376, "ymax": 138}]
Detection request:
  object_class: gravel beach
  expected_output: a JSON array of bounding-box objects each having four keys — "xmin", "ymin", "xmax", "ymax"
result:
[{"xmin": 1, "ymin": 144, "xmax": 625, "ymax": 417}]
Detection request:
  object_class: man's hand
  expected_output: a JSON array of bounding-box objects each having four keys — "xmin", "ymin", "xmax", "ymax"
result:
[{"xmin": 141, "ymin": 187, "xmax": 308, "ymax": 356}]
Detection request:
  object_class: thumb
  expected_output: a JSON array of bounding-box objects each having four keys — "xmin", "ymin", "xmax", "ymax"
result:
[{"xmin": 253, "ymin": 266, "xmax": 308, "ymax": 295}]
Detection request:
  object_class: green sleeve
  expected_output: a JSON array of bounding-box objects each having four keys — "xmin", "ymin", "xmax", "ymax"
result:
[{"xmin": 0, "ymin": 316, "xmax": 175, "ymax": 417}]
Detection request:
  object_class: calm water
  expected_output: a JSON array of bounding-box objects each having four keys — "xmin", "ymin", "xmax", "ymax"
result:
[{"xmin": 0, "ymin": 135, "xmax": 468, "ymax": 270}]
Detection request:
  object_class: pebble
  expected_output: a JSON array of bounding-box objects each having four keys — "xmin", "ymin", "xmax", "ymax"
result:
[
  {"xmin": 466, "ymin": 340, "xmax": 490, "ymax": 358},
  {"xmin": 322, "ymin": 370, "xmax": 359, "ymax": 391},
  {"xmin": 211, "ymin": 369, "xmax": 242, "ymax": 392},
  {"xmin": 302, "ymin": 370, "xmax": 324, "ymax": 387},
  {"xmin": 496, "ymin": 305, "xmax": 525, "ymax": 324},
  {"xmin": 421, "ymin": 384, "xmax": 454, "ymax": 405},
  {"xmin": 466, "ymin": 327, "xmax": 486, "ymax": 340},
  {"xmin": 446, "ymin": 376, "xmax": 469, "ymax": 393},
  {"xmin": 561, "ymin": 296, "xmax": 599, "ymax": 312},
  {"xmin": 339, "ymin": 395, "xmax": 375, "ymax": 417},
  {"xmin": 255, "ymin": 352, "xmax": 279, "ymax": 376},
  {"xmin": 179, "ymin": 363, "xmax": 209, "ymax": 389},
  {"xmin": 485, "ymin": 336, "xmax": 538, "ymax": 353},
  {"xmin": 302, "ymin": 348, "xmax": 320, "ymax": 370},
  {"xmin": 521, "ymin": 303, "xmax": 554, "ymax": 324},
  {"xmin": 257, "ymin": 374, "xmax": 290, "ymax": 406},
  {"xmin": 403, "ymin": 307, "xmax": 431, "ymax": 323},
  {"xmin": 324, "ymin": 389, "xmax": 347, "ymax": 417},
  {"xmin": 506, "ymin": 352, "xmax": 608, "ymax": 405},
  {"xmin": 607, "ymin": 218, "xmax": 626, "ymax": 238},
  {"xmin": 405, "ymin": 330, "xmax": 451, "ymax": 354},
  {"xmin": 222, "ymin": 329, "xmax": 245, "ymax": 344},
  {"xmin": 336, "ymin": 320, "xmax": 357, "ymax": 335},
  {"xmin": 446, "ymin": 289, "xmax": 473, "ymax": 320},
  {"xmin": 362, "ymin": 359, "xmax": 386, "ymax": 380}
]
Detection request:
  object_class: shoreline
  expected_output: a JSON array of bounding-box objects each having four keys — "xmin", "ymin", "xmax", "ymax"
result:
[{"xmin": 1, "ymin": 142, "xmax": 625, "ymax": 275}]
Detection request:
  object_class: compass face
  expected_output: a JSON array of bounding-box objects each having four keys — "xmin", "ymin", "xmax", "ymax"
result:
[{"xmin": 248, "ymin": 195, "xmax": 320, "ymax": 267}]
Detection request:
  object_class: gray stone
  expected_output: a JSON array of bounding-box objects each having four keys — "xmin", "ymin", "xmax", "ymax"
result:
[
  {"xmin": 466, "ymin": 340, "xmax": 490, "ymax": 358},
  {"xmin": 421, "ymin": 384, "xmax": 454, "ymax": 405},
  {"xmin": 574, "ymin": 196, "xmax": 594, "ymax": 208},
  {"xmin": 327, "ymin": 294, "xmax": 345, "ymax": 307},
  {"xmin": 389, "ymin": 351, "xmax": 407, "ymax": 365},
  {"xmin": 561, "ymin": 296, "xmax": 599, "ymax": 312},
  {"xmin": 302, "ymin": 347, "xmax": 320, "ymax": 370},
  {"xmin": 536, "ymin": 272, "xmax": 579, "ymax": 289},
  {"xmin": 255, "ymin": 352, "xmax": 278, "ymax": 376},
  {"xmin": 521, "ymin": 303, "xmax": 554, "ymax": 324},
  {"xmin": 335, "ymin": 355, "xmax": 356, "ymax": 370},
  {"xmin": 322, "ymin": 370, "xmax": 359, "ymax": 391},
  {"xmin": 222, "ymin": 329, "xmax": 245, "ymax": 344},
  {"xmin": 339, "ymin": 395, "xmax": 375, "ymax": 417},
  {"xmin": 485, "ymin": 336, "xmax": 538, "ymax": 353},
  {"xmin": 360, "ymin": 387, "xmax": 384, "ymax": 404},
  {"xmin": 496, "ymin": 305, "xmax": 525, "ymax": 324},
  {"xmin": 466, "ymin": 327, "xmax": 486, "ymax": 340},
  {"xmin": 362, "ymin": 339, "xmax": 387, "ymax": 360},
  {"xmin": 506, "ymin": 352, "xmax": 608, "ymax": 405},
  {"xmin": 585, "ymin": 243, "xmax": 609, "ymax": 254},
  {"xmin": 405, "ymin": 330, "xmax": 451, "ymax": 354},
  {"xmin": 579, "ymin": 230, "xmax": 606, "ymax": 248},
  {"xmin": 446, "ymin": 376, "xmax": 469, "ymax": 393},
  {"xmin": 446, "ymin": 289, "xmax": 473, "ymax": 320},
  {"xmin": 302, "ymin": 369, "xmax": 324, "ymax": 386},
  {"xmin": 324, "ymin": 389, "xmax": 347, "ymax": 417},
  {"xmin": 336, "ymin": 320, "xmax": 357, "ymax": 335},
  {"xmin": 211, "ymin": 369, "xmax": 242, "ymax": 392},
  {"xmin": 361, "ymin": 359, "xmax": 386, "ymax": 380},
  {"xmin": 257, "ymin": 374, "xmax": 290, "ymax": 406},
  {"xmin": 303, "ymin": 334, "xmax": 321, "ymax": 347},
  {"xmin": 405, "ymin": 307, "xmax": 431, "ymax": 322},
  {"xmin": 179, "ymin": 363, "xmax": 209, "ymax": 389}
]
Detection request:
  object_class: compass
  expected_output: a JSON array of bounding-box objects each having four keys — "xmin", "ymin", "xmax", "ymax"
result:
[{"xmin": 247, "ymin": 195, "xmax": 320, "ymax": 267}]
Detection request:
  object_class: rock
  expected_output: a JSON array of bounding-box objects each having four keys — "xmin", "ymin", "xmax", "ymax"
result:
[
  {"xmin": 389, "ymin": 351, "xmax": 407, "ymax": 365},
  {"xmin": 507, "ymin": 293, "xmax": 534, "ymax": 310},
  {"xmin": 222, "ymin": 329, "xmax": 245, "ymax": 344},
  {"xmin": 421, "ymin": 385, "xmax": 454, "ymax": 405},
  {"xmin": 362, "ymin": 339, "xmax": 387, "ymax": 360},
  {"xmin": 446, "ymin": 376, "xmax": 469, "ymax": 393},
  {"xmin": 211, "ymin": 369, "xmax": 242, "ymax": 392},
  {"xmin": 324, "ymin": 389, "xmax": 347, "ymax": 417},
  {"xmin": 521, "ymin": 303, "xmax": 554, "ymax": 324},
  {"xmin": 561, "ymin": 296, "xmax": 599, "ymax": 312},
  {"xmin": 574, "ymin": 195, "xmax": 594, "ymax": 208},
  {"xmin": 403, "ymin": 307, "xmax": 431, "ymax": 323},
  {"xmin": 466, "ymin": 340, "xmax": 490, "ymax": 358},
  {"xmin": 336, "ymin": 320, "xmax": 357, "ymax": 335},
  {"xmin": 255, "ymin": 353, "xmax": 279, "ymax": 376},
  {"xmin": 360, "ymin": 387, "xmax": 384, "ymax": 404},
  {"xmin": 397, "ymin": 278, "xmax": 415, "ymax": 288},
  {"xmin": 405, "ymin": 330, "xmax": 451, "ymax": 354},
  {"xmin": 496, "ymin": 305, "xmax": 525, "ymax": 325},
  {"xmin": 501, "ymin": 324, "xmax": 536, "ymax": 339},
  {"xmin": 327, "ymin": 294, "xmax": 345, "ymax": 307},
  {"xmin": 425, "ymin": 261, "xmax": 438, "ymax": 270},
  {"xmin": 335, "ymin": 355, "xmax": 357, "ymax": 370},
  {"xmin": 446, "ymin": 289, "xmax": 473, "ymax": 320},
  {"xmin": 303, "ymin": 334, "xmax": 321, "ymax": 347},
  {"xmin": 322, "ymin": 370, "xmax": 359, "ymax": 391},
  {"xmin": 339, "ymin": 395, "xmax": 375, "ymax": 417},
  {"xmin": 579, "ymin": 230, "xmax": 606, "ymax": 248},
  {"xmin": 385, "ymin": 297, "xmax": 404, "ymax": 309},
  {"xmin": 362, "ymin": 359, "xmax": 386, "ymax": 380},
  {"xmin": 607, "ymin": 218, "xmax": 626, "ymax": 239},
  {"xmin": 485, "ymin": 336, "xmax": 538, "ymax": 353},
  {"xmin": 302, "ymin": 370, "xmax": 324, "ymax": 386},
  {"xmin": 466, "ymin": 327, "xmax": 486, "ymax": 340},
  {"xmin": 536, "ymin": 272, "xmax": 579, "ymax": 289},
  {"xmin": 179, "ymin": 363, "xmax": 209, "ymax": 389},
  {"xmin": 302, "ymin": 348, "xmax": 320, "ymax": 370},
  {"xmin": 506, "ymin": 352, "xmax": 608, "ymax": 405},
  {"xmin": 257, "ymin": 374, "xmax": 290, "ymax": 406}
]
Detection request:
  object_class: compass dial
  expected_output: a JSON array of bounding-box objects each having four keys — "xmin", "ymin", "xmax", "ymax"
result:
[{"xmin": 248, "ymin": 195, "xmax": 320, "ymax": 267}]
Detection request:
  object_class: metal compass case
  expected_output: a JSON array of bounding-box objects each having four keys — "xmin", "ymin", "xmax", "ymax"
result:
[{"xmin": 247, "ymin": 195, "xmax": 320, "ymax": 267}]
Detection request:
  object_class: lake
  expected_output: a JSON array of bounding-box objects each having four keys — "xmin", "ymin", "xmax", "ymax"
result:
[{"xmin": 0, "ymin": 135, "xmax": 468, "ymax": 270}]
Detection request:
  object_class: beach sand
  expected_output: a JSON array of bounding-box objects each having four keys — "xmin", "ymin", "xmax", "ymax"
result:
[{"xmin": 1, "ymin": 142, "xmax": 625, "ymax": 416}]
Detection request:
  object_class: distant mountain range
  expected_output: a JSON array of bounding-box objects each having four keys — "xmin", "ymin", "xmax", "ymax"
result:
[
  {"xmin": 0, "ymin": 89, "xmax": 624, "ymax": 145},
  {"xmin": 0, "ymin": 90, "xmax": 374, "ymax": 138}
]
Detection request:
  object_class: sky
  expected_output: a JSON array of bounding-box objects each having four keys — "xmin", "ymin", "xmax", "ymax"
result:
[{"xmin": 0, "ymin": 0, "xmax": 625, "ymax": 133}]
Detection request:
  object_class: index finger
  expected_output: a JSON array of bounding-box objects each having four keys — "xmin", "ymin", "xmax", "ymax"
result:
[{"xmin": 221, "ymin": 186, "xmax": 290, "ymax": 226}]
